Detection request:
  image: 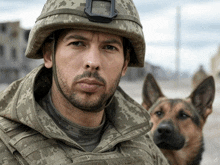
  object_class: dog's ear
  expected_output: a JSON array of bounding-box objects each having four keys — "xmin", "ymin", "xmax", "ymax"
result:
[
  {"xmin": 142, "ymin": 73, "xmax": 164, "ymax": 110},
  {"xmin": 188, "ymin": 76, "xmax": 215, "ymax": 120}
]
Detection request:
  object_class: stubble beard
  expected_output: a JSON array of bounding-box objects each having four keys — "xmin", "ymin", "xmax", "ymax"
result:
[{"xmin": 56, "ymin": 69, "xmax": 122, "ymax": 113}]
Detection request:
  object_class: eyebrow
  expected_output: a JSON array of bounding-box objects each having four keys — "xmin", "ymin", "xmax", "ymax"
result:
[
  {"xmin": 63, "ymin": 35, "xmax": 123, "ymax": 47},
  {"xmin": 103, "ymin": 39, "xmax": 123, "ymax": 48},
  {"xmin": 63, "ymin": 35, "xmax": 88, "ymax": 42}
]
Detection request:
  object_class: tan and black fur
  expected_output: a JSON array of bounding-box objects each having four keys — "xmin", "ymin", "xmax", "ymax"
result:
[{"xmin": 142, "ymin": 74, "xmax": 215, "ymax": 165}]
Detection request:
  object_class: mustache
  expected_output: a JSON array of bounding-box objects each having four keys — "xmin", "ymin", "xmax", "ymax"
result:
[{"xmin": 74, "ymin": 71, "xmax": 106, "ymax": 85}]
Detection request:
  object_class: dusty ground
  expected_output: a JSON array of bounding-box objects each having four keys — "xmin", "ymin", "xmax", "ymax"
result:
[
  {"xmin": 119, "ymin": 78, "xmax": 220, "ymax": 165},
  {"xmin": 0, "ymin": 78, "xmax": 219, "ymax": 164}
]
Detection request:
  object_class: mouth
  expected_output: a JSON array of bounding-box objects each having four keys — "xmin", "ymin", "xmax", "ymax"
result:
[
  {"xmin": 156, "ymin": 141, "xmax": 184, "ymax": 150},
  {"xmin": 154, "ymin": 137, "xmax": 185, "ymax": 150},
  {"xmin": 77, "ymin": 79, "xmax": 105, "ymax": 93}
]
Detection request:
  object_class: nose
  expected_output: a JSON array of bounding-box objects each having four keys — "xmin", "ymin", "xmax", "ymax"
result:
[
  {"xmin": 156, "ymin": 121, "xmax": 174, "ymax": 137},
  {"xmin": 157, "ymin": 124, "xmax": 172, "ymax": 135},
  {"xmin": 84, "ymin": 47, "xmax": 101, "ymax": 71}
]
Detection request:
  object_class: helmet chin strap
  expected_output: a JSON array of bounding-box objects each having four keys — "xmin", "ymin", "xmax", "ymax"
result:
[
  {"xmin": 51, "ymin": 36, "xmax": 70, "ymax": 104},
  {"xmin": 51, "ymin": 35, "xmax": 114, "ymax": 111}
]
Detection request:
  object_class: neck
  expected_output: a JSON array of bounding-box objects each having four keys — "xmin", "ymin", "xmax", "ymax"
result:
[{"xmin": 51, "ymin": 85, "xmax": 105, "ymax": 128}]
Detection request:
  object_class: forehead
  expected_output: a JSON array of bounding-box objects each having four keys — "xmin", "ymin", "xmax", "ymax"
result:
[
  {"xmin": 59, "ymin": 29, "xmax": 123, "ymax": 42},
  {"xmin": 150, "ymin": 99, "xmax": 192, "ymax": 112}
]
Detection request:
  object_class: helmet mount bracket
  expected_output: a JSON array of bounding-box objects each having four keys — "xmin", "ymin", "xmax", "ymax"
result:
[{"xmin": 84, "ymin": 0, "xmax": 118, "ymax": 23}]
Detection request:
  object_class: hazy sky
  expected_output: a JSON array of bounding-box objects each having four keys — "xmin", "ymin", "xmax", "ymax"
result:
[{"xmin": 1, "ymin": 0, "xmax": 219, "ymax": 74}]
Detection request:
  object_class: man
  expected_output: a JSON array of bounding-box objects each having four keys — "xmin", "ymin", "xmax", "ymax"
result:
[{"xmin": 0, "ymin": 0, "xmax": 169, "ymax": 164}]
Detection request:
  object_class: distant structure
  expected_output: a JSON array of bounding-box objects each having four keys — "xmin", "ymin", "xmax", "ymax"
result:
[
  {"xmin": 211, "ymin": 46, "xmax": 220, "ymax": 80},
  {"xmin": 122, "ymin": 61, "xmax": 188, "ymax": 81},
  {"xmin": 191, "ymin": 65, "xmax": 208, "ymax": 89},
  {"xmin": 122, "ymin": 62, "xmax": 163, "ymax": 81},
  {"xmin": 0, "ymin": 21, "xmax": 43, "ymax": 84}
]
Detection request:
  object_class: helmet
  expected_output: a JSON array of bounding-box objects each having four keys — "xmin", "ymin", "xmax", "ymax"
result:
[{"xmin": 25, "ymin": 0, "xmax": 145, "ymax": 67}]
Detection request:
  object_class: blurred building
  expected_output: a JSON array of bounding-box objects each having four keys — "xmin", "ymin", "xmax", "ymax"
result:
[
  {"xmin": 191, "ymin": 65, "xmax": 208, "ymax": 89},
  {"xmin": 122, "ymin": 62, "xmax": 153, "ymax": 81},
  {"xmin": 122, "ymin": 61, "xmax": 172, "ymax": 81},
  {"xmin": 122, "ymin": 61, "xmax": 189, "ymax": 81},
  {"xmin": 0, "ymin": 21, "xmax": 43, "ymax": 84},
  {"xmin": 211, "ymin": 46, "xmax": 220, "ymax": 80}
]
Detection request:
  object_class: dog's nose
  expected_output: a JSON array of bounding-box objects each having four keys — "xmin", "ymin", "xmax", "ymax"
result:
[{"xmin": 157, "ymin": 123, "xmax": 173, "ymax": 136}]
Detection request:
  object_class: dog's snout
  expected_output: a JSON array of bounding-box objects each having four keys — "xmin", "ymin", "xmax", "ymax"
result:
[
  {"xmin": 157, "ymin": 123, "xmax": 173, "ymax": 136},
  {"xmin": 153, "ymin": 120, "xmax": 186, "ymax": 150},
  {"xmin": 156, "ymin": 121, "xmax": 174, "ymax": 137},
  {"xmin": 158, "ymin": 124, "xmax": 172, "ymax": 135}
]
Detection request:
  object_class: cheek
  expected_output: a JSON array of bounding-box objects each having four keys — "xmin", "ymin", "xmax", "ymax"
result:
[
  {"xmin": 57, "ymin": 60, "xmax": 80, "ymax": 77},
  {"xmin": 178, "ymin": 119, "xmax": 202, "ymax": 138},
  {"xmin": 150, "ymin": 115, "xmax": 161, "ymax": 132},
  {"xmin": 103, "ymin": 58, "xmax": 124, "ymax": 81},
  {"xmin": 105, "ymin": 70, "xmax": 121, "ymax": 89},
  {"xmin": 56, "ymin": 54, "xmax": 83, "ymax": 85},
  {"xmin": 106, "ymin": 57, "xmax": 124, "ymax": 70},
  {"xmin": 57, "ymin": 49, "xmax": 77, "ymax": 65}
]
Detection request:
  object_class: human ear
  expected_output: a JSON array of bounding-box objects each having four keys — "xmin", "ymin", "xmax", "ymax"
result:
[
  {"xmin": 121, "ymin": 51, "xmax": 130, "ymax": 77},
  {"xmin": 42, "ymin": 42, "xmax": 53, "ymax": 68}
]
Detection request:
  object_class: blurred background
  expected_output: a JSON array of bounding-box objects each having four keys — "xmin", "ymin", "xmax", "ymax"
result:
[
  {"xmin": 0, "ymin": 0, "xmax": 219, "ymax": 84},
  {"xmin": 0, "ymin": 1, "xmax": 219, "ymax": 165}
]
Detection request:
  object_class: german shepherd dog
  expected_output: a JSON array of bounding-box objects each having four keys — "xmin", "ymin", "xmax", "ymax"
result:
[{"xmin": 142, "ymin": 74, "xmax": 215, "ymax": 165}]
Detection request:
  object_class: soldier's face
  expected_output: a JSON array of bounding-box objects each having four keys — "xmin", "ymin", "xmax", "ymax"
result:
[{"xmin": 44, "ymin": 29, "xmax": 129, "ymax": 112}]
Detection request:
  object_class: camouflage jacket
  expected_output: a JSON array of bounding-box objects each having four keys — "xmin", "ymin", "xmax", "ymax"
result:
[{"xmin": 0, "ymin": 65, "xmax": 169, "ymax": 165}]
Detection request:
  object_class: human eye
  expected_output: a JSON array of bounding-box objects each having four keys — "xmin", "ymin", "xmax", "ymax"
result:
[
  {"xmin": 103, "ymin": 45, "xmax": 118, "ymax": 51},
  {"xmin": 69, "ymin": 41, "xmax": 84, "ymax": 47}
]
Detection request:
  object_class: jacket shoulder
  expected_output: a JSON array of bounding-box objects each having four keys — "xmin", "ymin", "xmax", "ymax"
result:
[
  {"xmin": 0, "ymin": 117, "xmax": 21, "ymax": 165},
  {"xmin": 0, "ymin": 139, "xmax": 19, "ymax": 165},
  {"xmin": 120, "ymin": 134, "xmax": 169, "ymax": 165},
  {"xmin": 0, "ymin": 117, "xmax": 28, "ymax": 165}
]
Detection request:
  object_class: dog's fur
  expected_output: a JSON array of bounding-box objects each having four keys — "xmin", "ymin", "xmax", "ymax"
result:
[{"xmin": 142, "ymin": 74, "xmax": 215, "ymax": 165}]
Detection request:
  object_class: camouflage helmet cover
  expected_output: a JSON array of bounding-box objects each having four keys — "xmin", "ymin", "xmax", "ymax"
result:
[{"xmin": 25, "ymin": 0, "xmax": 145, "ymax": 67}]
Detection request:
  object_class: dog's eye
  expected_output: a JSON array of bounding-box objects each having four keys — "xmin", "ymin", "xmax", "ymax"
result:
[
  {"xmin": 155, "ymin": 110, "xmax": 163, "ymax": 117},
  {"xmin": 178, "ymin": 110, "xmax": 190, "ymax": 120}
]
